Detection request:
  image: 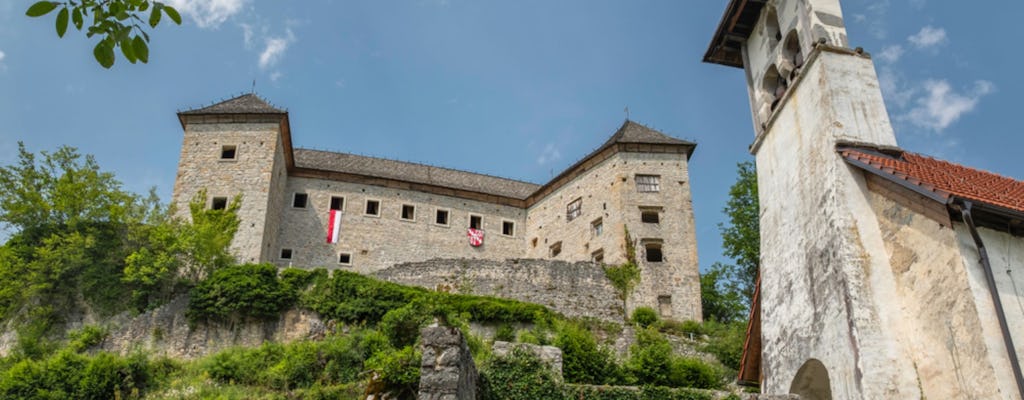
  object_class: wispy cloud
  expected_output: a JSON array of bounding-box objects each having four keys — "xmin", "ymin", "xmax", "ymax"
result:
[
  {"xmin": 0, "ymin": 50, "xmax": 5, "ymax": 63},
  {"xmin": 536, "ymin": 143, "xmax": 561, "ymax": 165},
  {"xmin": 852, "ymin": 0, "xmax": 891, "ymax": 39},
  {"xmin": 259, "ymin": 29, "xmax": 294, "ymax": 70},
  {"xmin": 903, "ymin": 80, "xmax": 994, "ymax": 131},
  {"xmin": 165, "ymin": 0, "xmax": 248, "ymax": 29},
  {"xmin": 878, "ymin": 67, "xmax": 916, "ymax": 108},
  {"xmin": 239, "ymin": 23, "xmax": 254, "ymax": 48},
  {"xmin": 908, "ymin": 26, "xmax": 947, "ymax": 49},
  {"xmin": 876, "ymin": 45, "xmax": 903, "ymax": 64}
]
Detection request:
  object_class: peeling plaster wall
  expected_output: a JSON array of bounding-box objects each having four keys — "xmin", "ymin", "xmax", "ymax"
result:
[
  {"xmin": 956, "ymin": 224, "xmax": 1024, "ymax": 399},
  {"xmin": 753, "ymin": 48, "xmax": 918, "ymax": 397}
]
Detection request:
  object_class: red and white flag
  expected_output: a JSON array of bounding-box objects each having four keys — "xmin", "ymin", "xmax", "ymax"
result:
[
  {"xmin": 467, "ymin": 228, "xmax": 484, "ymax": 247},
  {"xmin": 326, "ymin": 210, "xmax": 343, "ymax": 243}
]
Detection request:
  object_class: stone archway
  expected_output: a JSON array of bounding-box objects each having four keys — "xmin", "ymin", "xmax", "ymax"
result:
[{"xmin": 789, "ymin": 359, "xmax": 833, "ymax": 400}]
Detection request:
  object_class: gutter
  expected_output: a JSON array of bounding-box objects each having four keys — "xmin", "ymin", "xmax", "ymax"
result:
[{"xmin": 959, "ymin": 200, "xmax": 1024, "ymax": 399}]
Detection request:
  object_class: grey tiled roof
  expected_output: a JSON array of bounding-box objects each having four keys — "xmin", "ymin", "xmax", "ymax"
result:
[
  {"xmin": 293, "ymin": 149, "xmax": 541, "ymax": 199},
  {"xmin": 180, "ymin": 93, "xmax": 285, "ymax": 115},
  {"xmin": 603, "ymin": 120, "xmax": 696, "ymax": 147}
]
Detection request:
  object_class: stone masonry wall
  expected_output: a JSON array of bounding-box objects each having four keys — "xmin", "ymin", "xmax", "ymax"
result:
[
  {"xmin": 172, "ymin": 122, "xmax": 285, "ymax": 263},
  {"xmin": 273, "ymin": 177, "xmax": 526, "ymax": 273},
  {"xmin": 374, "ymin": 258, "xmax": 624, "ymax": 322},
  {"xmin": 524, "ymin": 151, "xmax": 701, "ymax": 321},
  {"xmin": 419, "ymin": 325, "xmax": 478, "ymax": 400}
]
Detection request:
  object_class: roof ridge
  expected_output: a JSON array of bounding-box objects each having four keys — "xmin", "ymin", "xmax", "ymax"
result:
[
  {"xmin": 179, "ymin": 92, "xmax": 286, "ymax": 115},
  {"xmin": 294, "ymin": 148, "xmax": 541, "ymax": 187}
]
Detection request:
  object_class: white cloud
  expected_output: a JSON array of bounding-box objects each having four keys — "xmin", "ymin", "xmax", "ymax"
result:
[
  {"xmin": 258, "ymin": 29, "xmax": 294, "ymax": 69},
  {"xmin": 903, "ymin": 80, "xmax": 994, "ymax": 131},
  {"xmin": 0, "ymin": 50, "xmax": 5, "ymax": 63},
  {"xmin": 165, "ymin": 0, "xmax": 248, "ymax": 29},
  {"xmin": 240, "ymin": 23, "xmax": 254, "ymax": 48},
  {"xmin": 878, "ymin": 67, "xmax": 916, "ymax": 108},
  {"xmin": 269, "ymin": 71, "xmax": 283, "ymax": 82},
  {"xmin": 536, "ymin": 143, "xmax": 561, "ymax": 165},
  {"xmin": 876, "ymin": 45, "xmax": 903, "ymax": 64},
  {"xmin": 908, "ymin": 26, "xmax": 947, "ymax": 49}
]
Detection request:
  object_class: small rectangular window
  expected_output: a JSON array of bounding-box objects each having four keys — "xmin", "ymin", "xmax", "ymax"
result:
[
  {"xmin": 220, "ymin": 145, "xmax": 237, "ymax": 160},
  {"xmin": 338, "ymin": 253, "xmax": 352, "ymax": 265},
  {"xmin": 592, "ymin": 249, "xmax": 604, "ymax": 263},
  {"xmin": 469, "ymin": 215, "xmax": 483, "ymax": 230},
  {"xmin": 401, "ymin": 204, "xmax": 415, "ymax": 221},
  {"xmin": 329, "ymin": 196, "xmax": 345, "ymax": 211},
  {"xmin": 292, "ymin": 193, "xmax": 308, "ymax": 208},
  {"xmin": 502, "ymin": 221, "xmax": 515, "ymax": 236},
  {"xmin": 211, "ymin": 196, "xmax": 228, "ymax": 210},
  {"xmin": 280, "ymin": 248, "xmax": 293, "ymax": 260},
  {"xmin": 591, "ymin": 218, "xmax": 603, "ymax": 236},
  {"xmin": 641, "ymin": 210, "xmax": 660, "ymax": 224},
  {"xmin": 365, "ymin": 199, "xmax": 380, "ymax": 216},
  {"xmin": 645, "ymin": 243, "xmax": 663, "ymax": 262},
  {"xmin": 636, "ymin": 175, "xmax": 661, "ymax": 192},
  {"xmin": 549, "ymin": 241, "xmax": 562, "ymax": 257},
  {"xmin": 435, "ymin": 209, "xmax": 450, "ymax": 226},
  {"xmin": 566, "ymin": 198, "xmax": 582, "ymax": 221},
  {"xmin": 658, "ymin": 295, "xmax": 672, "ymax": 318}
]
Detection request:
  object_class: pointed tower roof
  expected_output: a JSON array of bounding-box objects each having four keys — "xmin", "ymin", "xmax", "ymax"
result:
[
  {"xmin": 603, "ymin": 120, "xmax": 697, "ymax": 147},
  {"xmin": 179, "ymin": 93, "xmax": 286, "ymax": 115}
]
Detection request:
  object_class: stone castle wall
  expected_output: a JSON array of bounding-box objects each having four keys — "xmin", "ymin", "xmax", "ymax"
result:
[
  {"xmin": 172, "ymin": 122, "xmax": 285, "ymax": 263},
  {"xmin": 273, "ymin": 177, "xmax": 526, "ymax": 273},
  {"xmin": 373, "ymin": 258, "xmax": 624, "ymax": 322}
]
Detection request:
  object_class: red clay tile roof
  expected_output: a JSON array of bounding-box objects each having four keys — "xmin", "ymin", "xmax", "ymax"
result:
[{"xmin": 840, "ymin": 147, "xmax": 1024, "ymax": 213}]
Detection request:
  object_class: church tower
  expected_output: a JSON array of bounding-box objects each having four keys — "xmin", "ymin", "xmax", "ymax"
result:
[{"xmin": 706, "ymin": 0, "xmax": 1024, "ymax": 399}]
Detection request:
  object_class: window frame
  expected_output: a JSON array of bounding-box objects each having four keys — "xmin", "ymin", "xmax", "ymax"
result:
[
  {"xmin": 401, "ymin": 204, "xmax": 416, "ymax": 221},
  {"xmin": 501, "ymin": 220, "xmax": 515, "ymax": 237},
  {"xmin": 468, "ymin": 214, "xmax": 483, "ymax": 230},
  {"xmin": 591, "ymin": 249, "xmax": 605, "ymax": 263},
  {"xmin": 211, "ymin": 196, "xmax": 228, "ymax": 210},
  {"xmin": 364, "ymin": 199, "xmax": 381, "ymax": 217},
  {"xmin": 337, "ymin": 252, "xmax": 353, "ymax": 266},
  {"xmin": 435, "ymin": 208, "xmax": 451, "ymax": 227},
  {"xmin": 591, "ymin": 218, "xmax": 603, "ymax": 237},
  {"xmin": 635, "ymin": 174, "xmax": 661, "ymax": 193},
  {"xmin": 329, "ymin": 196, "xmax": 345, "ymax": 211},
  {"xmin": 292, "ymin": 192, "xmax": 309, "ymax": 209},
  {"xmin": 566, "ymin": 197, "xmax": 582, "ymax": 222},
  {"xmin": 643, "ymin": 241, "xmax": 664, "ymax": 263},
  {"xmin": 219, "ymin": 144, "xmax": 238, "ymax": 160},
  {"xmin": 279, "ymin": 248, "xmax": 293, "ymax": 260}
]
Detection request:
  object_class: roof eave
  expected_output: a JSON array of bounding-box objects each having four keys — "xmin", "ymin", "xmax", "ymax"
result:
[{"xmin": 703, "ymin": 0, "xmax": 766, "ymax": 68}]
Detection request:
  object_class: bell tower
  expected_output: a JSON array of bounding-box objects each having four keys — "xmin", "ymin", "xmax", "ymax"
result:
[{"xmin": 704, "ymin": 0, "xmax": 925, "ymax": 398}]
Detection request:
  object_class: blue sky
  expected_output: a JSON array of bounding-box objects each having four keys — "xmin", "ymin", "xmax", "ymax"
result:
[{"xmin": 0, "ymin": 0, "xmax": 1020, "ymax": 270}]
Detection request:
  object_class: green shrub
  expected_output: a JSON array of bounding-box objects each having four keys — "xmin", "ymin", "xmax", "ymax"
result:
[
  {"xmin": 627, "ymin": 327, "xmax": 674, "ymax": 386},
  {"xmin": 631, "ymin": 307, "xmax": 659, "ymax": 328},
  {"xmin": 188, "ymin": 263, "xmax": 296, "ymax": 322},
  {"xmin": 379, "ymin": 302, "xmax": 431, "ymax": 348},
  {"xmin": 554, "ymin": 322, "xmax": 622, "ymax": 385},
  {"xmin": 494, "ymin": 324, "xmax": 516, "ymax": 342},
  {"xmin": 670, "ymin": 357, "xmax": 724, "ymax": 389},
  {"xmin": 701, "ymin": 321, "xmax": 746, "ymax": 370},
  {"xmin": 365, "ymin": 345, "xmax": 421, "ymax": 394},
  {"xmin": 479, "ymin": 348, "xmax": 563, "ymax": 400}
]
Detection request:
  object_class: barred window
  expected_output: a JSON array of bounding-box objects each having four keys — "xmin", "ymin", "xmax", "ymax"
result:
[
  {"xmin": 566, "ymin": 198, "xmax": 582, "ymax": 221},
  {"xmin": 636, "ymin": 175, "xmax": 660, "ymax": 192}
]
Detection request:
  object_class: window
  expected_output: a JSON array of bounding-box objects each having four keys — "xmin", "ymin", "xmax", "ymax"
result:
[
  {"xmin": 658, "ymin": 295, "xmax": 672, "ymax": 318},
  {"xmin": 211, "ymin": 196, "xmax": 228, "ymax": 210},
  {"xmin": 329, "ymin": 196, "xmax": 345, "ymax": 211},
  {"xmin": 292, "ymin": 193, "xmax": 308, "ymax": 208},
  {"xmin": 641, "ymin": 209, "xmax": 660, "ymax": 224},
  {"xmin": 435, "ymin": 209, "xmax": 450, "ymax": 226},
  {"xmin": 566, "ymin": 198, "xmax": 582, "ymax": 221},
  {"xmin": 220, "ymin": 145, "xmax": 237, "ymax": 160},
  {"xmin": 365, "ymin": 199, "xmax": 380, "ymax": 216},
  {"xmin": 280, "ymin": 248, "xmax": 293, "ymax": 260},
  {"xmin": 502, "ymin": 220, "xmax": 515, "ymax": 237},
  {"xmin": 591, "ymin": 218, "xmax": 603, "ymax": 237},
  {"xmin": 636, "ymin": 175, "xmax": 660, "ymax": 192},
  {"xmin": 469, "ymin": 215, "xmax": 483, "ymax": 230},
  {"xmin": 591, "ymin": 249, "xmax": 604, "ymax": 263},
  {"xmin": 401, "ymin": 204, "xmax": 415, "ymax": 221},
  {"xmin": 549, "ymin": 241, "xmax": 562, "ymax": 257},
  {"xmin": 338, "ymin": 253, "xmax": 352, "ymax": 265},
  {"xmin": 645, "ymin": 243, "xmax": 663, "ymax": 262}
]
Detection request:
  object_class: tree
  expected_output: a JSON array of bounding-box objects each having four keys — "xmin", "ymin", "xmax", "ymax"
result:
[
  {"xmin": 700, "ymin": 262, "xmax": 746, "ymax": 323},
  {"xmin": 718, "ymin": 161, "xmax": 759, "ymax": 304},
  {"xmin": 25, "ymin": 0, "xmax": 182, "ymax": 68}
]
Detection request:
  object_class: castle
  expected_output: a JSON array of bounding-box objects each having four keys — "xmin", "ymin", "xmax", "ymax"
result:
[
  {"xmin": 171, "ymin": 96, "xmax": 702, "ymax": 322},
  {"xmin": 706, "ymin": 0, "xmax": 1024, "ymax": 398}
]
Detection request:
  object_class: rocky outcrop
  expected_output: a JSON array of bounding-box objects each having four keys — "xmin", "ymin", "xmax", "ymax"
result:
[{"xmin": 418, "ymin": 324, "xmax": 478, "ymax": 400}]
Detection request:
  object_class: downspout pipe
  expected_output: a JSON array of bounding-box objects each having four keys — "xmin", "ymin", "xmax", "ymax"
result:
[{"xmin": 960, "ymin": 200, "xmax": 1024, "ymax": 399}]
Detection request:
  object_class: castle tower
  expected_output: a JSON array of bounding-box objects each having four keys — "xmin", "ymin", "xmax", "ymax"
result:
[
  {"xmin": 172, "ymin": 94, "xmax": 291, "ymax": 263},
  {"xmin": 706, "ymin": 0, "xmax": 1024, "ymax": 399}
]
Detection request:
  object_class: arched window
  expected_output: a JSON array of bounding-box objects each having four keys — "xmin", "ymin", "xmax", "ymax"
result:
[
  {"xmin": 762, "ymin": 64, "xmax": 786, "ymax": 111},
  {"xmin": 783, "ymin": 30, "xmax": 804, "ymax": 75},
  {"xmin": 765, "ymin": 8, "xmax": 781, "ymax": 49}
]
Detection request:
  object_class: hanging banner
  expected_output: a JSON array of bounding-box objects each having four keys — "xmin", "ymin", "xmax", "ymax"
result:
[
  {"xmin": 467, "ymin": 228, "xmax": 484, "ymax": 247},
  {"xmin": 326, "ymin": 210, "xmax": 343, "ymax": 243}
]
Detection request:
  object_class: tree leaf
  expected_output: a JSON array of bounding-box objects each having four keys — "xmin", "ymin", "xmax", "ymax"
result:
[
  {"xmin": 93, "ymin": 40, "xmax": 115, "ymax": 69},
  {"xmin": 72, "ymin": 8, "xmax": 83, "ymax": 30},
  {"xmin": 148, "ymin": 4, "xmax": 162, "ymax": 28},
  {"xmin": 120, "ymin": 37, "xmax": 137, "ymax": 63},
  {"xmin": 162, "ymin": 6, "xmax": 181, "ymax": 25},
  {"xmin": 55, "ymin": 7, "xmax": 69, "ymax": 38},
  {"xmin": 26, "ymin": 1, "xmax": 59, "ymax": 17},
  {"xmin": 133, "ymin": 36, "xmax": 149, "ymax": 63}
]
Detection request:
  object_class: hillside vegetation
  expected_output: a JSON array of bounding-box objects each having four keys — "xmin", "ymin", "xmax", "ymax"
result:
[{"xmin": 0, "ymin": 145, "xmax": 746, "ymax": 399}]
